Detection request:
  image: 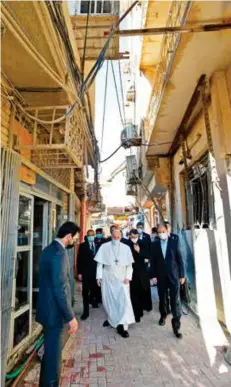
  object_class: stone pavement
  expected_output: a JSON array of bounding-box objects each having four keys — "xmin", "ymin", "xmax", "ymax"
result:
[{"xmin": 24, "ymin": 284, "xmax": 231, "ymax": 387}]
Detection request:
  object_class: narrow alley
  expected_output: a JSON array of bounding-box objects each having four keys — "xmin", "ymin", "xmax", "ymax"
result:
[
  {"xmin": 1, "ymin": 1, "xmax": 231, "ymax": 386},
  {"xmin": 24, "ymin": 287, "xmax": 230, "ymax": 387}
]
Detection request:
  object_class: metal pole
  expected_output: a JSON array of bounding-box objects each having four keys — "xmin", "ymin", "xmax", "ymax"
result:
[{"xmin": 116, "ymin": 23, "xmax": 231, "ymax": 37}]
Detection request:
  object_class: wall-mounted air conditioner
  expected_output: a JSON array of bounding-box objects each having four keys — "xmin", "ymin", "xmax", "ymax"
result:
[{"xmin": 121, "ymin": 124, "xmax": 142, "ymax": 149}]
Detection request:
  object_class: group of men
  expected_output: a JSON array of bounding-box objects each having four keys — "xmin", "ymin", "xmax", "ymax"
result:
[
  {"xmin": 35, "ymin": 220, "xmax": 185, "ymax": 386},
  {"xmin": 77, "ymin": 221, "xmax": 185, "ymax": 340}
]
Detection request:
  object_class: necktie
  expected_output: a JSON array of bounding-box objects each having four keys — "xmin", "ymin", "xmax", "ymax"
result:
[{"xmin": 91, "ymin": 243, "xmax": 95, "ymax": 254}]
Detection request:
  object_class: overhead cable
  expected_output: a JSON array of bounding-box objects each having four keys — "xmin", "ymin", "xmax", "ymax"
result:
[
  {"xmin": 100, "ymin": 144, "xmax": 123, "ymax": 163},
  {"xmin": 118, "ymin": 60, "xmax": 126, "ymax": 124},
  {"xmin": 110, "ymin": 60, "xmax": 124, "ymax": 129},
  {"xmin": 101, "ymin": 60, "xmax": 109, "ymax": 152},
  {"xmin": 82, "ymin": 1, "xmax": 138, "ymax": 93},
  {"xmin": 81, "ymin": 0, "xmax": 91, "ymax": 77}
]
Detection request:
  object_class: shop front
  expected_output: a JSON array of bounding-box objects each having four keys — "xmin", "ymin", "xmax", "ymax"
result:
[{"xmin": 8, "ymin": 174, "xmax": 69, "ymax": 368}]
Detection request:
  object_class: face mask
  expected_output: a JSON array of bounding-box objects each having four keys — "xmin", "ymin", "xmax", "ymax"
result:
[
  {"xmin": 159, "ymin": 233, "xmax": 168, "ymax": 241},
  {"xmin": 131, "ymin": 238, "xmax": 138, "ymax": 244},
  {"xmin": 87, "ymin": 236, "xmax": 94, "ymax": 243},
  {"xmin": 96, "ymin": 234, "xmax": 102, "ymax": 239},
  {"xmin": 150, "ymin": 234, "xmax": 156, "ymax": 242},
  {"xmin": 112, "ymin": 239, "xmax": 120, "ymax": 246},
  {"xmin": 137, "ymin": 229, "xmax": 143, "ymax": 234}
]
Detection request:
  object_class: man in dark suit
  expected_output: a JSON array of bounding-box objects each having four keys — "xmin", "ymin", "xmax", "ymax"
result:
[
  {"xmin": 136, "ymin": 222, "xmax": 151, "ymax": 271},
  {"xmin": 77, "ymin": 229, "xmax": 99, "ymax": 320},
  {"xmin": 164, "ymin": 221, "xmax": 179, "ymax": 313},
  {"xmin": 94, "ymin": 227, "xmax": 107, "ymax": 247},
  {"xmin": 94, "ymin": 228, "xmax": 106, "ymax": 303},
  {"xmin": 150, "ymin": 223, "xmax": 185, "ymax": 339},
  {"xmin": 127, "ymin": 229, "xmax": 152, "ymax": 322},
  {"xmin": 36, "ymin": 222, "xmax": 80, "ymax": 387}
]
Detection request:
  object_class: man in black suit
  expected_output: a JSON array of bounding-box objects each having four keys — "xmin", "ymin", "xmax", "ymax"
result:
[
  {"xmin": 164, "ymin": 221, "xmax": 179, "ymax": 313},
  {"xmin": 150, "ymin": 223, "xmax": 185, "ymax": 339},
  {"xmin": 128, "ymin": 229, "xmax": 152, "ymax": 322},
  {"xmin": 36, "ymin": 222, "xmax": 80, "ymax": 387},
  {"xmin": 136, "ymin": 221, "xmax": 151, "ymax": 272},
  {"xmin": 94, "ymin": 227, "xmax": 107, "ymax": 247},
  {"xmin": 77, "ymin": 229, "xmax": 99, "ymax": 320}
]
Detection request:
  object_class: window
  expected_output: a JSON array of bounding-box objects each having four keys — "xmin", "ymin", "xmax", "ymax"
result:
[
  {"xmin": 18, "ymin": 196, "xmax": 32, "ymax": 246},
  {"xmin": 79, "ymin": 1, "xmax": 118, "ymax": 15},
  {"xmin": 185, "ymin": 153, "xmax": 215, "ymax": 229},
  {"xmin": 15, "ymin": 251, "xmax": 30, "ymax": 311}
]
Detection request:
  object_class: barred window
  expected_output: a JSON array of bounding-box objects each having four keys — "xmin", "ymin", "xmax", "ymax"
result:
[
  {"xmin": 79, "ymin": 1, "xmax": 119, "ymax": 15},
  {"xmin": 185, "ymin": 153, "xmax": 216, "ymax": 229}
]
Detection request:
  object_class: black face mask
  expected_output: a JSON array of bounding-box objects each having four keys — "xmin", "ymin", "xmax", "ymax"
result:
[{"xmin": 66, "ymin": 244, "xmax": 74, "ymax": 250}]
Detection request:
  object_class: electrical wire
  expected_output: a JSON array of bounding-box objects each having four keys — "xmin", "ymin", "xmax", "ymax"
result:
[
  {"xmin": 82, "ymin": 1, "xmax": 138, "ymax": 93},
  {"xmin": 118, "ymin": 60, "xmax": 126, "ymax": 124},
  {"xmin": 101, "ymin": 60, "xmax": 109, "ymax": 152},
  {"xmin": 81, "ymin": 0, "xmax": 91, "ymax": 77},
  {"xmin": 110, "ymin": 60, "xmax": 125, "ymax": 129},
  {"xmin": 100, "ymin": 144, "xmax": 123, "ymax": 163}
]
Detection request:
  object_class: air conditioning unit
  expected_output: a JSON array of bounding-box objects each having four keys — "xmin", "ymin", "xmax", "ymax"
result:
[
  {"xmin": 125, "ymin": 181, "xmax": 137, "ymax": 196},
  {"xmin": 126, "ymin": 155, "xmax": 139, "ymax": 185},
  {"xmin": 121, "ymin": 124, "xmax": 142, "ymax": 149}
]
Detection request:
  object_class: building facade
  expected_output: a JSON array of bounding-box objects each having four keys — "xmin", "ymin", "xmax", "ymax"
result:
[
  {"xmin": 134, "ymin": 0, "xmax": 231, "ymax": 332},
  {"xmin": 0, "ymin": 0, "xmax": 102, "ymax": 379}
]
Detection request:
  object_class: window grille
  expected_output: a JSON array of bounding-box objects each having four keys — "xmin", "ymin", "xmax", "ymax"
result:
[
  {"xmin": 79, "ymin": 1, "xmax": 119, "ymax": 15},
  {"xmin": 185, "ymin": 153, "xmax": 216, "ymax": 229}
]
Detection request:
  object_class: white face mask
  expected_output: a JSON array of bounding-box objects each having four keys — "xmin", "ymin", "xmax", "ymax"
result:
[
  {"xmin": 131, "ymin": 238, "xmax": 138, "ymax": 244},
  {"xmin": 159, "ymin": 233, "xmax": 168, "ymax": 241},
  {"xmin": 137, "ymin": 228, "xmax": 143, "ymax": 234},
  {"xmin": 150, "ymin": 234, "xmax": 157, "ymax": 242}
]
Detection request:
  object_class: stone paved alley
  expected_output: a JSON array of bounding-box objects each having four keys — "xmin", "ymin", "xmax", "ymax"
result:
[{"xmin": 24, "ymin": 286, "xmax": 231, "ymax": 387}]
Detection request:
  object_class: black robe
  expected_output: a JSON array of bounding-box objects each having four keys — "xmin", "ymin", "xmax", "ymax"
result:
[{"xmin": 128, "ymin": 240, "xmax": 152, "ymax": 321}]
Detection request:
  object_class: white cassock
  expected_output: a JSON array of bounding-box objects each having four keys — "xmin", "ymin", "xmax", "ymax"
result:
[{"xmin": 94, "ymin": 241, "xmax": 135, "ymax": 329}]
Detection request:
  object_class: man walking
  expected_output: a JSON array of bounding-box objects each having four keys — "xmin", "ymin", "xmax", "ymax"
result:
[
  {"xmin": 128, "ymin": 229, "xmax": 152, "ymax": 322},
  {"xmin": 77, "ymin": 229, "xmax": 99, "ymax": 320},
  {"xmin": 95, "ymin": 225, "xmax": 135, "ymax": 338},
  {"xmin": 36, "ymin": 222, "xmax": 80, "ymax": 387},
  {"xmin": 94, "ymin": 227, "xmax": 106, "ymax": 247},
  {"xmin": 150, "ymin": 223, "xmax": 185, "ymax": 339}
]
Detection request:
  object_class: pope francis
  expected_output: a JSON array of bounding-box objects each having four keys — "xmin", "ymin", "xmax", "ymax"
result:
[{"xmin": 94, "ymin": 226, "xmax": 135, "ymax": 338}]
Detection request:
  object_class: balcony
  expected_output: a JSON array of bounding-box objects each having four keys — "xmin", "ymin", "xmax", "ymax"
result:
[
  {"xmin": 146, "ymin": 1, "xmax": 191, "ymax": 139},
  {"xmin": 16, "ymin": 106, "xmax": 86, "ymax": 170},
  {"xmin": 71, "ymin": 1, "xmax": 120, "ymax": 61}
]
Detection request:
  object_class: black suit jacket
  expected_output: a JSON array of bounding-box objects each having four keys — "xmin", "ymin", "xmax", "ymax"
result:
[
  {"xmin": 94, "ymin": 237, "xmax": 107, "ymax": 248},
  {"xmin": 139, "ymin": 232, "xmax": 151, "ymax": 257},
  {"xmin": 150, "ymin": 235, "xmax": 185, "ymax": 285},
  {"xmin": 77, "ymin": 240, "xmax": 99, "ymax": 277},
  {"xmin": 36, "ymin": 240, "xmax": 74, "ymax": 328}
]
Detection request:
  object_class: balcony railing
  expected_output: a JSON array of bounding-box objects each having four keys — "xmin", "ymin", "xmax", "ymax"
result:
[
  {"xmin": 147, "ymin": 1, "xmax": 191, "ymax": 139},
  {"xmin": 16, "ymin": 106, "xmax": 86, "ymax": 170}
]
